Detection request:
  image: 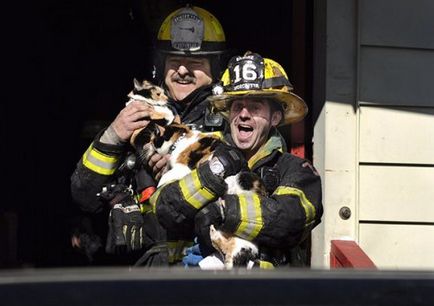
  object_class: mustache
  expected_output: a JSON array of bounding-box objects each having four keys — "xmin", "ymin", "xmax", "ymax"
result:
[{"xmin": 171, "ymin": 74, "xmax": 196, "ymax": 83}]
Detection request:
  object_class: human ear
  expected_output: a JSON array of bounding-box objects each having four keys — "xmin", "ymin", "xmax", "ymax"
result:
[{"xmin": 271, "ymin": 111, "xmax": 282, "ymax": 127}]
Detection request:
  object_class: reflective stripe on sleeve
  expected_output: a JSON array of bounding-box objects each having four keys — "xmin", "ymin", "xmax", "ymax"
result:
[
  {"xmin": 179, "ymin": 169, "xmax": 216, "ymax": 209},
  {"xmin": 234, "ymin": 193, "xmax": 263, "ymax": 240},
  {"xmin": 273, "ymin": 186, "xmax": 316, "ymax": 227},
  {"xmin": 150, "ymin": 186, "xmax": 163, "ymax": 214},
  {"xmin": 82, "ymin": 144, "xmax": 119, "ymax": 175}
]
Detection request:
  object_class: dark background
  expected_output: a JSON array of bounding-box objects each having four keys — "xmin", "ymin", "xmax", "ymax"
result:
[{"xmin": 1, "ymin": 0, "xmax": 313, "ymax": 268}]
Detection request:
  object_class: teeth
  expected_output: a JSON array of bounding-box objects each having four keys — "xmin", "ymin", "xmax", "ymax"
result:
[{"xmin": 239, "ymin": 125, "xmax": 253, "ymax": 131}]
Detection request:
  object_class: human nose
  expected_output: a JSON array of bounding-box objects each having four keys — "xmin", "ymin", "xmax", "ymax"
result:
[
  {"xmin": 238, "ymin": 106, "xmax": 252, "ymax": 118},
  {"xmin": 177, "ymin": 64, "xmax": 189, "ymax": 76}
]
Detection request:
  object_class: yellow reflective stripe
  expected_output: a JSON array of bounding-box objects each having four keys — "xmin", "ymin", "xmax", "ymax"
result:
[
  {"xmin": 259, "ymin": 260, "xmax": 275, "ymax": 269},
  {"xmin": 234, "ymin": 193, "xmax": 263, "ymax": 240},
  {"xmin": 167, "ymin": 240, "xmax": 193, "ymax": 263},
  {"xmin": 274, "ymin": 186, "xmax": 316, "ymax": 226},
  {"xmin": 82, "ymin": 144, "xmax": 119, "ymax": 175},
  {"xmin": 150, "ymin": 187, "xmax": 163, "ymax": 214},
  {"xmin": 206, "ymin": 131, "xmax": 224, "ymax": 139},
  {"xmin": 139, "ymin": 202, "xmax": 153, "ymax": 214},
  {"xmin": 247, "ymin": 135, "xmax": 284, "ymax": 169},
  {"xmin": 179, "ymin": 170, "xmax": 215, "ymax": 209}
]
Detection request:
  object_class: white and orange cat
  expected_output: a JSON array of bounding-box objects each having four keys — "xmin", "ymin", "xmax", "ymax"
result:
[
  {"xmin": 127, "ymin": 79, "xmax": 177, "ymax": 126},
  {"xmin": 129, "ymin": 79, "xmax": 265, "ymax": 269}
]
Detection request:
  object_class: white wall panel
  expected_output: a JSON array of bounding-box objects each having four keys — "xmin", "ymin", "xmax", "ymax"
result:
[
  {"xmin": 359, "ymin": 165, "xmax": 434, "ymax": 222},
  {"xmin": 359, "ymin": 106, "xmax": 434, "ymax": 164},
  {"xmin": 311, "ymin": 101, "xmax": 358, "ymax": 268},
  {"xmin": 359, "ymin": 223, "xmax": 434, "ymax": 270}
]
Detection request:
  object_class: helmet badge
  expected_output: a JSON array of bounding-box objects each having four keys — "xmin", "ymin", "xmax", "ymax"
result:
[
  {"xmin": 171, "ymin": 7, "xmax": 204, "ymax": 51},
  {"xmin": 208, "ymin": 52, "xmax": 308, "ymax": 126},
  {"xmin": 228, "ymin": 52, "xmax": 265, "ymax": 91}
]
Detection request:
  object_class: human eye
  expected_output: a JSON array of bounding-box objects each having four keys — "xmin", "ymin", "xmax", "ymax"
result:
[
  {"xmin": 251, "ymin": 103, "xmax": 262, "ymax": 114},
  {"xmin": 189, "ymin": 60, "xmax": 204, "ymax": 68},
  {"xmin": 231, "ymin": 102, "xmax": 243, "ymax": 112},
  {"xmin": 167, "ymin": 58, "xmax": 181, "ymax": 67}
]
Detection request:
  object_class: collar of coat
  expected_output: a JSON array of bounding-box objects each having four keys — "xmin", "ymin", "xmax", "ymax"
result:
[{"xmin": 247, "ymin": 128, "xmax": 286, "ymax": 169}]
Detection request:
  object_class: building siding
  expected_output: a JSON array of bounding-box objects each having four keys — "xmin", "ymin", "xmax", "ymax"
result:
[{"xmin": 312, "ymin": 0, "xmax": 434, "ymax": 269}]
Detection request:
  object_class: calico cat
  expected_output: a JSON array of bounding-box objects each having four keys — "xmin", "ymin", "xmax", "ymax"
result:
[
  {"xmin": 128, "ymin": 79, "xmax": 225, "ymax": 188},
  {"xmin": 209, "ymin": 224, "xmax": 259, "ymax": 269},
  {"xmin": 127, "ymin": 78, "xmax": 178, "ymax": 127},
  {"xmin": 129, "ymin": 79, "xmax": 266, "ymax": 269}
]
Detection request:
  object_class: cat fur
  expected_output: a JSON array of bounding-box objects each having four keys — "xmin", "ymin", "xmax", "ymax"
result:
[
  {"xmin": 129, "ymin": 79, "xmax": 266, "ymax": 269},
  {"xmin": 128, "ymin": 79, "xmax": 179, "ymax": 141}
]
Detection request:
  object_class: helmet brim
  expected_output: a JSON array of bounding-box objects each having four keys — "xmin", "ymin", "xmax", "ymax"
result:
[
  {"xmin": 156, "ymin": 40, "xmax": 226, "ymax": 56},
  {"xmin": 208, "ymin": 90, "xmax": 308, "ymax": 126},
  {"xmin": 158, "ymin": 49, "xmax": 226, "ymax": 56}
]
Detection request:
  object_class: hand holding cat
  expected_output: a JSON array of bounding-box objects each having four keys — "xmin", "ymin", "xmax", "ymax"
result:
[
  {"xmin": 111, "ymin": 100, "xmax": 155, "ymax": 141},
  {"xmin": 211, "ymin": 143, "xmax": 248, "ymax": 178},
  {"xmin": 148, "ymin": 153, "xmax": 170, "ymax": 180}
]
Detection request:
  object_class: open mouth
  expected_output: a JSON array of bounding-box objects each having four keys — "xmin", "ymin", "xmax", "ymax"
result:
[{"xmin": 238, "ymin": 124, "xmax": 254, "ymax": 139}]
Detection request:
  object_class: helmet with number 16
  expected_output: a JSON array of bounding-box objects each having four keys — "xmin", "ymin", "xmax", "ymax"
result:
[{"xmin": 209, "ymin": 52, "xmax": 308, "ymax": 126}]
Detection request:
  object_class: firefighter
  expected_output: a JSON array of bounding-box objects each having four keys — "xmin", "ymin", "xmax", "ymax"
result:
[
  {"xmin": 153, "ymin": 52, "xmax": 323, "ymax": 267},
  {"xmin": 70, "ymin": 5, "xmax": 229, "ymax": 265}
]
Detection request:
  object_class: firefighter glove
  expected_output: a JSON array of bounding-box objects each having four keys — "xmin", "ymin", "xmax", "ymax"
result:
[
  {"xmin": 210, "ymin": 143, "xmax": 248, "ymax": 178},
  {"xmin": 106, "ymin": 200, "xmax": 146, "ymax": 254}
]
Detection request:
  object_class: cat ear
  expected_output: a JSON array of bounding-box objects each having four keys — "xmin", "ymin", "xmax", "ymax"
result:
[{"xmin": 133, "ymin": 78, "xmax": 141, "ymax": 90}]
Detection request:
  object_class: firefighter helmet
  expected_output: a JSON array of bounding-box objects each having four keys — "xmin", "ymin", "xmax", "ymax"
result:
[
  {"xmin": 209, "ymin": 52, "xmax": 308, "ymax": 125},
  {"xmin": 152, "ymin": 5, "xmax": 227, "ymax": 83},
  {"xmin": 156, "ymin": 5, "xmax": 226, "ymax": 55}
]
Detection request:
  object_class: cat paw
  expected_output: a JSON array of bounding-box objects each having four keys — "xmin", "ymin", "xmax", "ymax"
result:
[
  {"xmin": 209, "ymin": 225, "xmax": 227, "ymax": 255},
  {"xmin": 224, "ymin": 259, "xmax": 233, "ymax": 270}
]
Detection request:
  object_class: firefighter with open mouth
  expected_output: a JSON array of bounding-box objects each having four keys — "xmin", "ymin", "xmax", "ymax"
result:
[{"xmin": 153, "ymin": 51, "xmax": 324, "ymax": 267}]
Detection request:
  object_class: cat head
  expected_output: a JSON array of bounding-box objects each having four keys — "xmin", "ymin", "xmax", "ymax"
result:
[{"xmin": 129, "ymin": 78, "xmax": 169, "ymax": 103}]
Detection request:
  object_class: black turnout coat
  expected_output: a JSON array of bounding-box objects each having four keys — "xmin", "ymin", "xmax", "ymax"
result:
[{"xmin": 152, "ymin": 128, "xmax": 323, "ymax": 266}]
